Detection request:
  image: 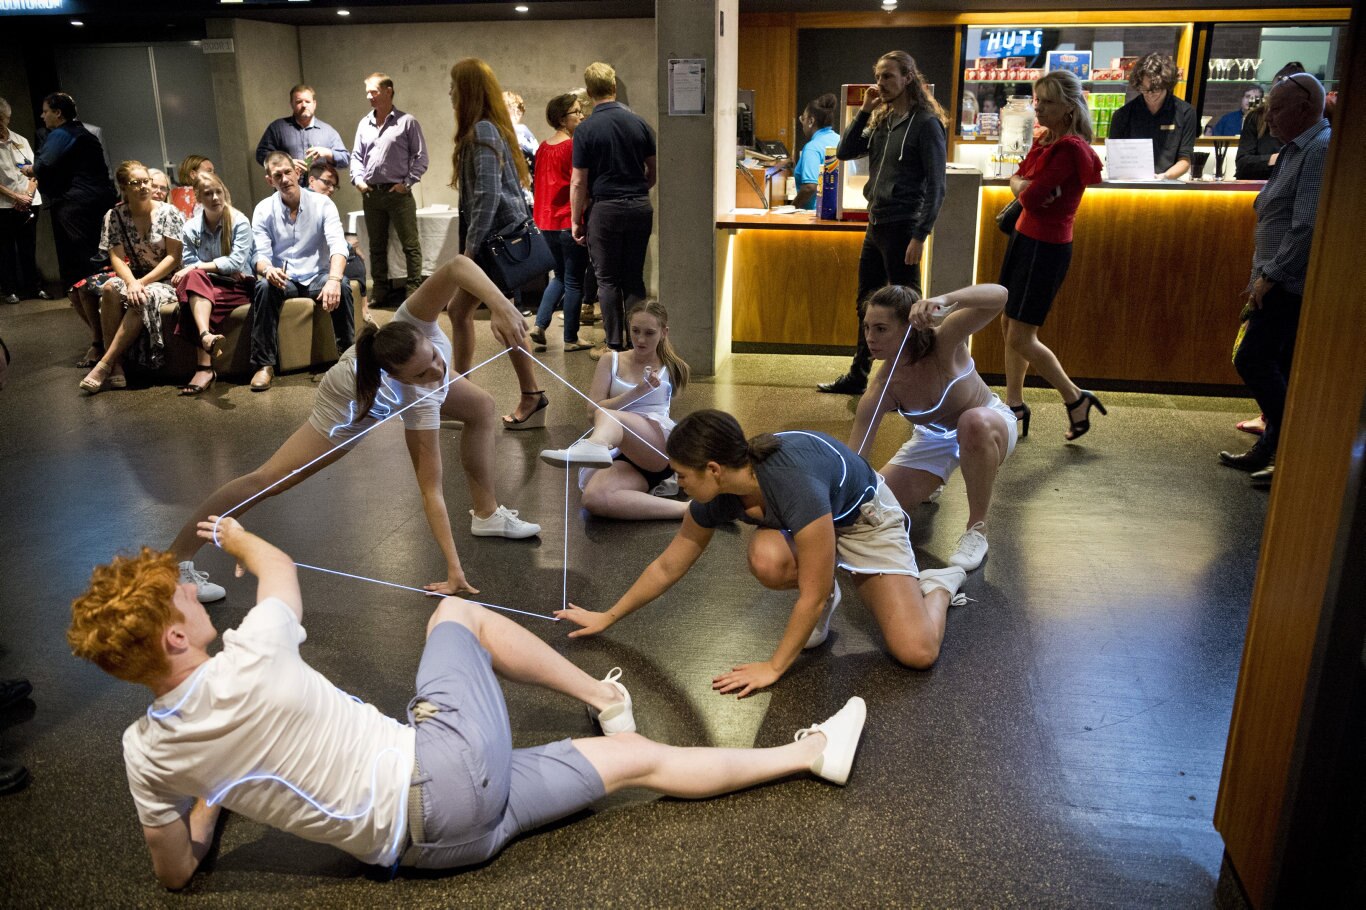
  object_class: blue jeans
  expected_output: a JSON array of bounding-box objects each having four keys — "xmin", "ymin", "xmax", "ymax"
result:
[{"xmin": 535, "ymin": 229, "xmax": 588, "ymax": 342}]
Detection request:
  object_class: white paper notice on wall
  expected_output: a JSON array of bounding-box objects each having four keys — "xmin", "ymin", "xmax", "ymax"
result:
[
  {"xmin": 1105, "ymin": 139, "xmax": 1158, "ymax": 180},
  {"xmin": 668, "ymin": 59, "xmax": 706, "ymax": 116}
]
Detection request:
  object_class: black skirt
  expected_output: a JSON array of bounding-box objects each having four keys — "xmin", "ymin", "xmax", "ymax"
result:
[{"xmin": 998, "ymin": 230, "xmax": 1073, "ymax": 327}]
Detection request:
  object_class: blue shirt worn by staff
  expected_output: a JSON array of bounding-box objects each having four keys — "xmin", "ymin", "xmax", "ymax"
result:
[
  {"xmin": 251, "ymin": 190, "xmax": 348, "ymax": 285},
  {"xmin": 689, "ymin": 431, "xmax": 879, "ymax": 533},
  {"xmin": 181, "ymin": 207, "xmax": 255, "ymax": 280},
  {"xmin": 794, "ymin": 126, "xmax": 839, "ymax": 210},
  {"xmin": 256, "ymin": 116, "xmax": 351, "ymax": 170}
]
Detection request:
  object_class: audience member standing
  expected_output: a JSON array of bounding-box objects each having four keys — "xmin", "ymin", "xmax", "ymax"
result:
[
  {"xmin": 1235, "ymin": 62, "xmax": 1307, "ymax": 180},
  {"xmin": 571, "ymin": 61, "xmax": 657, "ymax": 360},
  {"xmin": 25, "ymin": 92, "xmax": 114, "ymax": 295},
  {"xmin": 0, "ymin": 97, "xmax": 42, "ymax": 304},
  {"xmin": 1219, "ymin": 74, "xmax": 1331, "ymax": 488},
  {"xmin": 248, "ymin": 151, "xmax": 352, "ymax": 392},
  {"xmin": 532, "ymin": 93, "xmax": 590, "ymax": 352},
  {"xmin": 256, "ymin": 84, "xmax": 350, "ymax": 174},
  {"xmin": 818, "ymin": 50, "xmax": 948, "ymax": 395},
  {"xmin": 351, "ymin": 73, "xmax": 427, "ymax": 307}
]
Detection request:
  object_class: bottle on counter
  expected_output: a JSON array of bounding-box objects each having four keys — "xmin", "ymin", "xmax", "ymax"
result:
[
  {"xmin": 960, "ymin": 91, "xmax": 980, "ymax": 139},
  {"xmin": 1001, "ymin": 95, "xmax": 1036, "ymax": 157},
  {"xmin": 818, "ymin": 147, "xmax": 838, "ymax": 220}
]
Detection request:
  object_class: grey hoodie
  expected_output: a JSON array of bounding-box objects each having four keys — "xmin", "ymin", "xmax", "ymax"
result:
[{"xmin": 836, "ymin": 106, "xmax": 946, "ymax": 237}]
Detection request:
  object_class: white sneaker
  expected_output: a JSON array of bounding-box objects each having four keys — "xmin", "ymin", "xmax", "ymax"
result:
[
  {"xmin": 469, "ymin": 505, "xmax": 541, "ymax": 539},
  {"xmin": 649, "ymin": 475, "xmax": 679, "ymax": 497},
  {"xmin": 588, "ymin": 667, "xmax": 636, "ymax": 735},
  {"xmin": 919, "ymin": 566, "xmax": 969, "ymax": 607},
  {"xmin": 804, "ymin": 583, "xmax": 841, "ymax": 649},
  {"xmin": 540, "ymin": 439, "xmax": 613, "ymax": 468},
  {"xmin": 795, "ymin": 696, "xmax": 867, "ymax": 786},
  {"xmin": 178, "ymin": 561, "xmax": 226, "ymax": 603},
  {"xmin": 948, "ymin": 522, "xmax": 988, "ymax": 571}
]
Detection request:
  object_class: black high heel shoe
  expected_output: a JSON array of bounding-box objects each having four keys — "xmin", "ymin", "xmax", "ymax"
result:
[
  {"xmin": 1009, "ymin": 403, "xmax": 1031, "ymax": 438},
  {"xmin": 503, "ymin": 390, "xmax": 549, "ymax": 430},
  {"xmin": 1063, "ymin": 391, "xmax": 1107, "ymax": 441}
]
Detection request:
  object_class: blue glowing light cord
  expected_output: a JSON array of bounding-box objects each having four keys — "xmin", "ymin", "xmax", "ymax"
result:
[
  {"xmin": 147, "ymin": 665, "xmax": 211, "ymax": 720},
  {"xmin": 207, "ymin": 745, "xmax": 405, "ymax": 821},
  {"xmin": 895, "ymin": 362, "xmax": 976, "ymax": 420},
  {"xmin": 294, "ymin": 562, "xmax": 560, "ymax": 622},
  {"xmin": 214, "ymin": 346, "xmax": 514, "ymax": 545},
  {"xmin": 516, "ymin": 346, "xmax": 669, "ymax": 460},
  {"xmin": 561, "ymin": 428, "xmax": 593, "ymax": 611},
  {"xmin": 856, "ymin": 322, "xmax": 916, "ymax": 457},
  {"xmin": 774, "ymin": 430, "xmax": 874, "ymax": 521}
]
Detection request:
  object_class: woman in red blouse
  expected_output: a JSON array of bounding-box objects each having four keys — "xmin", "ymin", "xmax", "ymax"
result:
[
  {"xmin": 530, "ymin": 93, "xmax": 591, "ymax": 352},
  {"xmin": 999, "ymin": 71, "xmax": 1105, "ymax": 441}
]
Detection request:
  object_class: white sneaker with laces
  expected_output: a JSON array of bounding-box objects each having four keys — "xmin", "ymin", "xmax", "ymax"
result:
[
  {"xmin": 794, "ymin": 696, "xmax": 867, "ymax": 786},
  {"xmin": 469, "ymin": 505, "xmax": 541, "ymax": 539},
  {"xmin": 588, "ymin": 667, "xmax": 636, "ymax": 735},
  {"xmin": 948, "ymin": 522, "xmax": 988, "ymax": 570},
  {"xmin": 919, "ymin": 566, "xmax": 969, "ymax": 606},
  {"xmin": 804, "ymin": 582, "xmax": 841, "ymax": 649},
  {"xmin": 179, "ymin": 561, "xmax": 226, "ymax": 603},
  {"xmin": 539, "ymin": 439, "xmax": 614, "ymax": 468}
]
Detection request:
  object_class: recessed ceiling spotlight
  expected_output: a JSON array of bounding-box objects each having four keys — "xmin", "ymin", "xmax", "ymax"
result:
[
  {"xmin": 71, "ymin": 19, "xmax": 84, "ymax": 26},
  {"xmin": 515, "ymin": 5, "xmax": 530, "ymax": 12},
  {"xmin": 881, "ymin": 0, "xmax": 897, "ymax": 9},
  {"xmin": 338, "ymin": 8, "xmax": 350, "ymax": 15}
]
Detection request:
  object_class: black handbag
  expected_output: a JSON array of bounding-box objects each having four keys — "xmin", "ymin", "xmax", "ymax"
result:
[
  {"xmin": 996, "ymin": 198, "xmax": 1023, "ymax": 235},
  {"xmin": 477, "ymin": 216, "xmax": 554, "ymax": 293}
]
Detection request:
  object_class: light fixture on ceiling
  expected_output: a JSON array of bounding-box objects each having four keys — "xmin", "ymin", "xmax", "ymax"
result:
[
  {"xmin": 338, "ymin": 8, "xmax": 351, "ymax": 15},
  {"xmin": 881, "ymin": 0, "xmax": 897, "ymax": 10},
  {"xmin": 515, "ymin": 5, "xmax": 530, "ymax": 12},
  {"xmin": 71, "ymin": 19, "xmax": 84, "ymax": 26}
]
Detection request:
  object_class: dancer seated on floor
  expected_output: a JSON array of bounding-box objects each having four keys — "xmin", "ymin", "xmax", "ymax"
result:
[
  {"xmin": 167, "ymin": 254, "xmax": 540, "ymax": 604},
  {"xmin": 557, "ymin": 409, "xmax": 969, "ymax": 697},
  {"xmin": 540, "ymin": 300, "xmax": 690, "ymax": 520},
  {"xmin": 847, "ymin": 284, "xmax": 1018, "ymax": 572},
  {"xmin": 66, "ymin": 516, "xmax": 868, "ymax": 889}
]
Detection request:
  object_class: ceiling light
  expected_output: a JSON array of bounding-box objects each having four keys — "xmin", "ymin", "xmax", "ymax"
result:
[
  {"xmin": 882, "ymin": 0, "xmax": 897, "ymax": 9},
  {"xmin": 515, "ymin": 5, "xmax": 530, "ymax": 12},
  {"xmin": 338, "ymin": 8, "xmax": 350, "ymax": 15},
  {"xmin": 71, "ymin": 19, "xmax": 84, "ymax": 26}
]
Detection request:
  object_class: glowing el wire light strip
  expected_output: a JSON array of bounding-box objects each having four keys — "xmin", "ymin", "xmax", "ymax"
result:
[
  {"xmin": 293, "ymin": 562, "xmax": 560, "ymax": 622},
  {"xmin": 774, "ymin": 430, "xmax": 873, "ymax": 521}
]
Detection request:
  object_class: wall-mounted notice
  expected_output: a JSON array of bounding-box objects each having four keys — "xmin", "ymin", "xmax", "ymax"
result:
[{"xmin": 668, "ymin": 58, "xmax": 706, "ymax": 116}]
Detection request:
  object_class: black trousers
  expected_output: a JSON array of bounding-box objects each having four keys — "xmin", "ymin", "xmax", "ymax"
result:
[
  {"xmin": 49, "ymin": 198, "xmax": 105, "ymax": 290},
  {"xmin": 851, "ymin": 220, "xmax": 923, "ymax": 377},
  {"xmin": 585, "ymin": 196, "xmax": 652, "ymax": 349},
  {"xmin": 0, "ymin": 207, "xmax": 40, "ymax": 297},
  {"xmin": 250, "ymin": 273, "xmax": 354, "ymax": 369},
  {"xmin": 1233, "ymin": 284, "xmax": 1302, "ymax": 452}
]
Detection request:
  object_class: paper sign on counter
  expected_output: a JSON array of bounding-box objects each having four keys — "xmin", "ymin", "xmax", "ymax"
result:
[{"xmin": 1105, "ymin": 139, "xmax": 1158, "ymax": 180}]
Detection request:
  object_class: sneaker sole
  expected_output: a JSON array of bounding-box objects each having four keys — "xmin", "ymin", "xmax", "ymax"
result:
[
  {"xmin": 948, "ymin": 550, "xmax": 987, "ymax": 571},
  {"xmin": 471, "ymin": 525, "xmax": 541, "ymax": 539},
  {"xmin": 539, "ymin": 451, "xmax": 613, "ymax": 469}
]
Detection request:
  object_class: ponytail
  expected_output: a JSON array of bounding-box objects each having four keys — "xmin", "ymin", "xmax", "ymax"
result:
[
  {"xmin": 666, "ymin": 409, "xmax": 781, "ymax": 469},
  {"xmin": 627, "ymin": 299, "xmax": 690, "ymax": 393},
  {"xmin": 352, "ymin": 320, "xmax": 423, "ymax": 422}
]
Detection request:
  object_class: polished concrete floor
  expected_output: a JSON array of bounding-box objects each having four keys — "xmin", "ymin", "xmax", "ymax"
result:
[{"xmin": 0, "ymin": 296, "xmax": 1266, "ymax": 907}]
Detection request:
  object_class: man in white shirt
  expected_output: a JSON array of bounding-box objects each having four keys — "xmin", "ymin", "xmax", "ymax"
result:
[
  {"xmin": 248, "ymin": 150, "xmax": 352, "ymax": 391},
  {"xmin": 67, "ymin": 517, "xmax": 867, "ymax": 889}
]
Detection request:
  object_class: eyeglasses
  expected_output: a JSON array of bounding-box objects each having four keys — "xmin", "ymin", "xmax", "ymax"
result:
[
  {"xmin": 1139, "ymin": 85, "xmax": 1166, "ymax": 96},
  {"xmin": 123, "ymin": 178, "xmax": 151, "ymax": 188}
]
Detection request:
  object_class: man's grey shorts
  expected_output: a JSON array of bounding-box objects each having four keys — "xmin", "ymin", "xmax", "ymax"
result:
[{"xmin": 401, "ymin": 622, "xmax": 606, "ymax": 869}]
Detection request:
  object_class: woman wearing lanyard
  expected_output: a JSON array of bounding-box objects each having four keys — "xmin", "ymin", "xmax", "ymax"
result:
[{"xmin": 1107, "ymin": 53, "xmax": 1198, "ymax": 179}]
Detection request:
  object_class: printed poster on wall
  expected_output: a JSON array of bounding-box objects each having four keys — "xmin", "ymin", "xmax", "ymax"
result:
[{"xmin": 668, "ymin": 59, "xmax": 706, "ymax": 116}]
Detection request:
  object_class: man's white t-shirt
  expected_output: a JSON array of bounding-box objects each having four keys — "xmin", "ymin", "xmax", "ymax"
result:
[{"xmin": 122, "ymin": 598, "xmax": 415, "ymax": 866}]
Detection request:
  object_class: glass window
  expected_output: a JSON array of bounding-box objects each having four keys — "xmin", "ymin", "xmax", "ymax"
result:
[{"xmin": 1201, "ymin": 23, "xmax": 1346, "ymax": 136}]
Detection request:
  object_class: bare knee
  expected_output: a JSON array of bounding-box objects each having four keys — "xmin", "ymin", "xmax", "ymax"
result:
[
  {"xmin": 890, "ymin": 638, "xmax": 941, "ymax": 670},
  {"xmin": 748, "ymin": 547, "xmax": 794, "ymax": 590},
  {"xmin": 1003, "ymin": 321, "xmax": 1033, "ymax": 354},
  {"xmin": 581, "ymin": 483, "xmax": 611, "ymax": 515},
  {"xmin": 427, "ymin": 596, "xmax": 485, "ymax": 637},
  {"xmin": 956, "ymin": 411, "xmax": 997, "ymax": 455}
]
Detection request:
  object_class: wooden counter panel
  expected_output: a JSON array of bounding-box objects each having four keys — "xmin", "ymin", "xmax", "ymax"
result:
[
  {"xmin": 972, "ymin": 185, "xmax": 1256, "ymax": 386},
  {"xmin": 717, "ymin": 212, "xmax": 867, "ymax": 232},
  {"xmin": 729, "ymin": 227, "xmax": 865, "ymax": 347}
]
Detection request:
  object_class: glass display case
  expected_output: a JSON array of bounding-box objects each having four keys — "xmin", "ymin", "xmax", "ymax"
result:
[
  {"xmin": 957, "ymin": 24, "xmax": 1184, "ymax": 138},
  {"xmin": 1199, "ymin": 22, "xmax": 1347, "ymax": 137}
]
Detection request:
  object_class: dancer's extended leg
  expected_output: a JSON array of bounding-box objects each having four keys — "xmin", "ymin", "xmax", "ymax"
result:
[
  {"xmin": 855, "ymin": 573, "xmax": 948, "ymax": 670},
  {"xmin": 582, "ymin": 462, "xmax": 687, "ymax": 520},
  {"xmin": 169, "ymin": 424, "xmax": 352, "ymax": 561},
  {"xmin": 956, "ymin": 406, "xmax": 1009, "ymax": 529},
  {"xmin": 573, "ymin": 731, "xmax": 825, "ymax": 798},
  {"xmin": 438, "ymin": 377, "xmax": 500, "ymax": 517}
]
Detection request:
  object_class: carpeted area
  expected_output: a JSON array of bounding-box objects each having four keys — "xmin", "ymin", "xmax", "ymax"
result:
[{"xmin": 0, "ymin": 295, "xmax": 1263, "ymax": 907}]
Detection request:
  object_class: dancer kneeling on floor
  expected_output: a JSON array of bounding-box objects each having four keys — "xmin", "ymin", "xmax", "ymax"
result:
[
  {"xmin": 848, "ymin": 283, "xmax": 1017, "ymax": 572},
  {"xmin": 167, "ymin": 255, "xmax": 540, "ymax": 603},
  {"xmin": 67, "ymin": 516, "xmax": 867, "ymax": 889},
  {"xmin": 540, "ymin": 300, "xmax": 690, "ymax": 520},
  {"xmin": 556, "ymin": 409, "xmax": 968, "ymax": 697}
]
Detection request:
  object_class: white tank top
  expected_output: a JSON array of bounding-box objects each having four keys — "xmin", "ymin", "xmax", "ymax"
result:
[{"xmin": 609, "ymin": 350, "xmax": 674, "ymax": 431}]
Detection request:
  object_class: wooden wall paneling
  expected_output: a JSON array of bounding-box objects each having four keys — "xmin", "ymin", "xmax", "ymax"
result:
[
  {"xmin": 738, "ymin": 15, "xmax": 796, "ymax": 147},
  {"xmin": 973, "ymin": 185, "xmax": 1254, "ymax": 386},
  {"xmin": 730, "ymin": 228, "xmax": 864, "ymax": 346},
  {"xmin": 1214, "ymin": 2, "xmax": 1366, "ymax": 902}
]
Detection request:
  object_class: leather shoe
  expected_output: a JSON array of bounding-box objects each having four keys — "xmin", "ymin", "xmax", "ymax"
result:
[
  {"xmin": 1250, "ymin": 466, "xmax": 1275, "ymax": 489},
  {"xmin": 817, "ymin": 372, "xmax": 867, "ymax": 395},
  {"xmin": 0, "ymin": 760, "xmax": 29, "ymax": 795},
  {"xmin": 1219, "ymin": 446, "xmax": 1272, "ymax": 472},
  {"xmin": 0, "ymin": 678, "xmax": 32, "ymax": 711},
  {"xmin": 250, "ymin": 366, "xmax": 274, "ymax": 392}
]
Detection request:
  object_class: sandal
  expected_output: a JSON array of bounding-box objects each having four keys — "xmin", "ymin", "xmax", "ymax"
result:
[
  {"xmin": 503, "ymin": 390, "xmax": 549, "ymax": 430},
  {"xmin": 200, "ymin": 330, "xmax": 224, "ymax": 355},
  {"xmin": 79, "ymin": 362, "xmax": 111, "ymax": 394},
  {"xmin": 76, "ymin": 344, "xmax": 104, "ymax": 368},
  {"xmin": 1063, "ymin": 391, "xmax": 1107, "ymax": 441},
  {"xmin": 179, "ymin": 368, "xmax": 216, "ymax": 396},
  {"xmin": 1008, "ymin": 403, "xmax": 1031, "ymax": 439}
]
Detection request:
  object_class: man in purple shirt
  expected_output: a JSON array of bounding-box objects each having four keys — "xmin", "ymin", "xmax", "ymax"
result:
[
  {"xmin": 248, "ymin": 151, "xmax": 352, "ymax": 391},
  {"xmin": 351, "ymin": 73, "xmax": 428, "ymax": 306}
]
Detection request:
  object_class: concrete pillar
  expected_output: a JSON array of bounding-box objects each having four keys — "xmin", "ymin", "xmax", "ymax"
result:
[{"xmin": 655, "ymin": 0, "xmax": 737, "ymax": 376}]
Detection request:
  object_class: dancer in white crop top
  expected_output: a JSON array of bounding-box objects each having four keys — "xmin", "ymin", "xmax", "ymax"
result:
[{"xmin": 540, "ymin": 300, "xmax": 691, "ymax": 520}]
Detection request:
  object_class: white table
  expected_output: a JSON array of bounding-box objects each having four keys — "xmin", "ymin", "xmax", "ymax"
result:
[{"xmin": 348, "ymin": 206, "xmax": 461, "ymax": 280}]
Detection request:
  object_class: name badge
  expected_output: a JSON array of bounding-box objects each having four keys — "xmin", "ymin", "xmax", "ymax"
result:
[{"xmin": 1160, "ymin": 124, "xmax": 1176, "ymax": 131}]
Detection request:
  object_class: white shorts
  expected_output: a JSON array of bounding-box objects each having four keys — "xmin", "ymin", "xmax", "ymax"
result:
[
  {"xmin": 834, "ymin": 478, "xmax": 920, "ymax": 577},
  {"xmin": 885, "ymin": 395, "xmax": 1018, "ymax": 482}
]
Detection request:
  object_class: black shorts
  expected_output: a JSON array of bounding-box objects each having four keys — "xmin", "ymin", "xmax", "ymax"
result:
[
  {"xmin": 998, "ymin": 231, "xmax": 1073, "ymax": 327},
  {"xmin": 615, "ymin": 452, "xmax": 674, "ymax": 491}
]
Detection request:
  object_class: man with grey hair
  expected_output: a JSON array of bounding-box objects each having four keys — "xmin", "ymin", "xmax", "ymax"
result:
[
  {"xmin": 0, "ymin": 96, "xmax": 43, "ymax": 303},
  {"xmin": 1219, "ymin": 73, "xmax": 1331, "ymax": 488}
]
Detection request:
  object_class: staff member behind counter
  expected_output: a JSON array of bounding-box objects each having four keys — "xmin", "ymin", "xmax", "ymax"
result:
[
  {"xmin": 792, "ymin": 93, "xmax": 840, "ymax": 211},
  {"xmin": 1107, "ymin": 53, "xmax": 1198, "ymax": 179}
]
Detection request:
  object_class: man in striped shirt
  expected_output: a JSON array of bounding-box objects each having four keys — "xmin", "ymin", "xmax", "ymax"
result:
[{"xmin": 1219, "ymin": 73, "xmax": 1331, "ymax": 487}]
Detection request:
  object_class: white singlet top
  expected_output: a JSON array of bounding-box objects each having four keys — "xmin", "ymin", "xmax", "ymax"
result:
[{"xmin": 609, "ymin": 350, "xmax": 675, "ymax": 433}]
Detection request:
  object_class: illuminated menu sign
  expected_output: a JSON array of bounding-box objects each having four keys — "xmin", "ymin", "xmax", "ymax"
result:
[{"xmin": 981, "ymin": 29, "xmax": 1045, "ymax": 58}]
